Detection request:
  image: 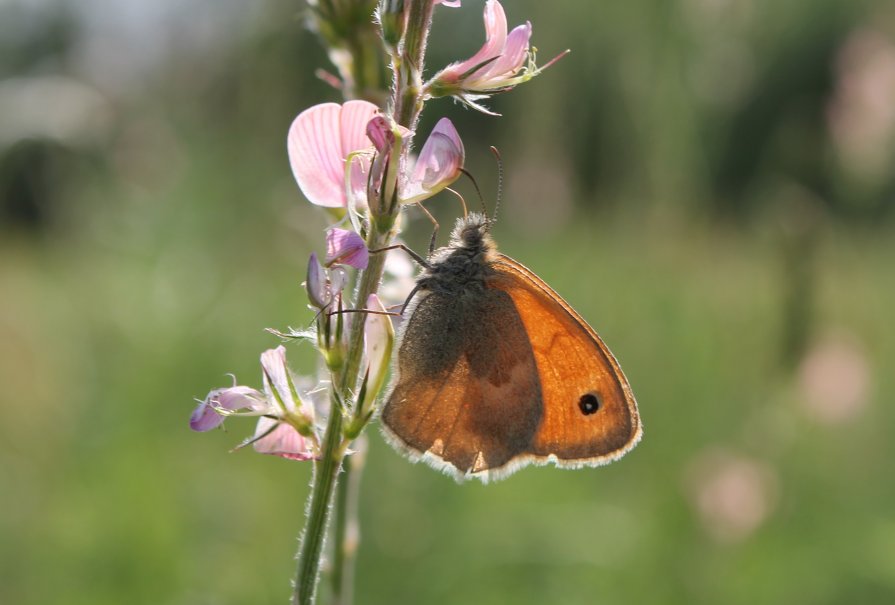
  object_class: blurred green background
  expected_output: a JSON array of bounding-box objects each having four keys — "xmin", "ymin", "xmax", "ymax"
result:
[{"xmin": 2, "ymin": 0, "xmax": 894, "ymax": 603}]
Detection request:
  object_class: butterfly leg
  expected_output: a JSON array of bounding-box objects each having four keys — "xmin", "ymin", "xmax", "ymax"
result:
[
  {"xmin": 368, "ymin": 243, "xmax": 431, "ymax": 270},
  {"xmin": 414, "ymin": 201, "xmax": 440, "ymax": 256}
]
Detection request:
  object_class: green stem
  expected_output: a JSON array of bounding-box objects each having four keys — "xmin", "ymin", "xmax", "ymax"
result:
[
  {"xmin": 292, "ymin": 392, "xmax": 344, "ymax": 605},
  {"xmin": 331, "ymin": 437, "xmax": 365, "ymax": 605},
  {"xmin": 393, "ymin": 0, "xmax": 435, "ymax": 130}
]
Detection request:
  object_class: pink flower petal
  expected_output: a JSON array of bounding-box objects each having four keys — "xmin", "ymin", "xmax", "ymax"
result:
[
  {"xmin": 288, "ymin": 103, "xmax": 345, "ymax": 207},
  {"xmin": 404, "ymin": 118, "xmax": 464, "ymax": 203},
  {"xmin": 287, "ymin": 101, "xmax": 379, "ymax": 208},
  {"xmin": 341, "ymin": 100, "xmax": 379, "ymax": 203},
  {"xmin": 366, "ymin": 115, "xmax": 393, "ymax": 153},
  {"xmin": 325, "ymin": 228, "xmax": 369, "ymax": 269},
  {"xmin": 253, "ymin": 418, "xmax": 315, "ymax": 461},
  {"xmin": 260, "ymin": 346, "xmax": 296, "ymax": 412},
  {"xmin": 340, "ymin": 100, "xmax": 379, "ymax": 157},
  {"xmin": 485, "ymin": 22, "xmax": 531, "ymax": 78},
  {"xmin": 446, "ymin": 0, "xmax": 508, "ymax": 78},
  {"xmin": 435, "ymin": 0, "xmax": 462, "ymax": 7}
]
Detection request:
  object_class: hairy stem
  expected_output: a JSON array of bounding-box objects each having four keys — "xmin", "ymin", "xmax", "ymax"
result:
[
  {"xmin": 292, "ymin": 390, "xmax": 344, "ymax": 605},
  {"xmin": 331, "ymin": 437, "xmax": 365, "ymax": 605}
]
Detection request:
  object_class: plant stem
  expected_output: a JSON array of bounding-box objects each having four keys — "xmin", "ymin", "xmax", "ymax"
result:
[
  {"xmin": 292, "ymin": 391, "xmax": 344, "ymax": 605},
  {"xmin": 393, "ymin": 0, "xmax": 435, "ymax": 130},
  {"xmin": 331, "ymin": 436, "xmax": 365, "ymax": 605}
]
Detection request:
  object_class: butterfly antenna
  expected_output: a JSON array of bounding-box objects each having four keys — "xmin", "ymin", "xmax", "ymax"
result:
[
  {"xmin": 459, "ymin": 168, "xmax": 487, "ymax": 218},
  {"xmin": 445, "ymin": 187, "xmax": 469, "ymax": 219},
  {"xmin": 489, "ymin": 146, "xmax": 503, "ymax": 229}
]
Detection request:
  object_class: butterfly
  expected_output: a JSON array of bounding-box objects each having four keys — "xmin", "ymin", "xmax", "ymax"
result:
[{"xmin": 380, "ymin": 213, "xmax": 641, "ymax": 482}]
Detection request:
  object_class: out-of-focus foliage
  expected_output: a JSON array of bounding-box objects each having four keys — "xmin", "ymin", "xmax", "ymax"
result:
[{"xmin": 1, "ymin": 1, "xmax": 893, "ymax": 604}]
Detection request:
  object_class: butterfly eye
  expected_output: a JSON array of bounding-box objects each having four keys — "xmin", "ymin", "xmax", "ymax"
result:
[{"xmin": 578, "ymin": 393, "xmax": 601, "ymax": 416}]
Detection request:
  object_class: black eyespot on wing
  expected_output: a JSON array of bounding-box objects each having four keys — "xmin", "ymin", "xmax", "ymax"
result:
[{"xmin": 579, "ymin": 393, "xmax": 601, "ymax": 416}]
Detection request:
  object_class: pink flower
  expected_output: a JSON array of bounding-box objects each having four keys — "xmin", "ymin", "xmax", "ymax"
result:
[
  {"xmin": 435, "ymin": 0, "xmax": 462, "ymax": 6},
  {"xmin": 427, "ymin": 1, "xmax": 565, "ymax": 112},
  {"xmin": 287, "ymin": 100, "xmax": 379, "ymax": 208},
  {"xmin": 189, "ymin": 346, "xmax": 318, "ymax": 461},
  {"xmin": 251, "ymin": 346, "xmax": 316, "ymax": 461},
  {"xmin": 431, "ymin": 1, "xmax": 529, "ymax": 90},
  {"xmin": 251, "ymin": 419, "xmax": 315, "ymax": 461},
  {"xmin": 190, "ymin": 382, "xmax": 264, "ymax": 432},
  {"xmin": 325, "ymin": 228, "xmax": 369, "ymax": 269},
  {"xmin": 288, "ymin": 102, "xmax": 465, "ymax": 210},
  {"xmin": 402, "ymin": 118, "xmax": 465, "ymax": 204}
]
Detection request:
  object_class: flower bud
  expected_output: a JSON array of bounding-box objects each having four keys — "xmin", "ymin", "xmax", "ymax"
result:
[
  {"xmin": 378, "ymin": 0, "xmax": 407, "ymax": 54},
  {"xmin": 305, "ymin": 252, "xmax": 328, "ymax": 309}
]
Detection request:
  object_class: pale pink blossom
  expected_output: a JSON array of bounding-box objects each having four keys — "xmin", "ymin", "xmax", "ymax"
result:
[
  {"xmin": 435, "ymin": 0, "xmax": 462, "ymax": 6},
  {"xmin": 427, "ymin": 0, "xmax": 563, "ymax": 111},
  {"xmin": 402, "ymin": 118, "xmax": 465, "ymax": 204},
  {"xmin": 252, "ymin": 420, "xmax": 315, "ymax": 461},
  {"xmin": 287, "ymin": 100, "xmax": 379, "ymax": 208},
  {"xmin": 251, "ymin": 346, "xmax": 317, "ymax": 460},
  {"xmin": 189, "ymin": 346, "xmax": 317, "ymax": 461}
]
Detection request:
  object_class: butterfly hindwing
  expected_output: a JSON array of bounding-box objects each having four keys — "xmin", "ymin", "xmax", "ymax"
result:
[{"xmin": 489, "ymin": 255, "xmax": 642, "ymax": 464}]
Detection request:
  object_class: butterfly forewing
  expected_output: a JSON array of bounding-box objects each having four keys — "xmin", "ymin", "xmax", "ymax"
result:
[{"xmin": 490, "ymin": 255, "xmax": 641, "ymax": 463}]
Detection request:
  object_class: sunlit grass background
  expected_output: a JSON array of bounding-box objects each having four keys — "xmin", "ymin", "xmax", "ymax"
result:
[{"xmin": 2, "ymin": 1, "xmax": 894, "ymax": 604}]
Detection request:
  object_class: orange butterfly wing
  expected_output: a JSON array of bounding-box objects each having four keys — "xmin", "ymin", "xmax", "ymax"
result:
[
  {"xmin": 381, "ymin": 286, "xmax": 544, "ymax": 479},
  {"xmin": 489, "ymin": 254, "xmax": 642, "ymax": 465}
]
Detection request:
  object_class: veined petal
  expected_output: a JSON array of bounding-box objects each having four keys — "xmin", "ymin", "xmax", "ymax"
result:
[
  {"xmin": 340, "ymin": 100, "xmax": 379, "ymax": 158},
  {"xmin": 446, "ymin": 0, "xmax": 508, "ymax": 77},
  {"xmin": 252, "ymin": 418, "xmax": 315, "ymax": 461},
  {"xmin": 325, "ymin": 228, "xmax": 369, "ymax": 269},
  {"xmin": 288, "ymin": 103, "xmax": 345, "ymax": 207},
  {"xmin": 287, "ymin": 101, "xmax": 378, "ymax": 208},
  {"xmin": 485, "ymin": 22, "xmax": 531, "ymax": 78},
  {"xmin": 341, "ymin": 101, "xmax": 379, "ymax": 204},
  {"xmin": 403, "ymin": 118, "xmax": 464, "ymax": 203}
]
